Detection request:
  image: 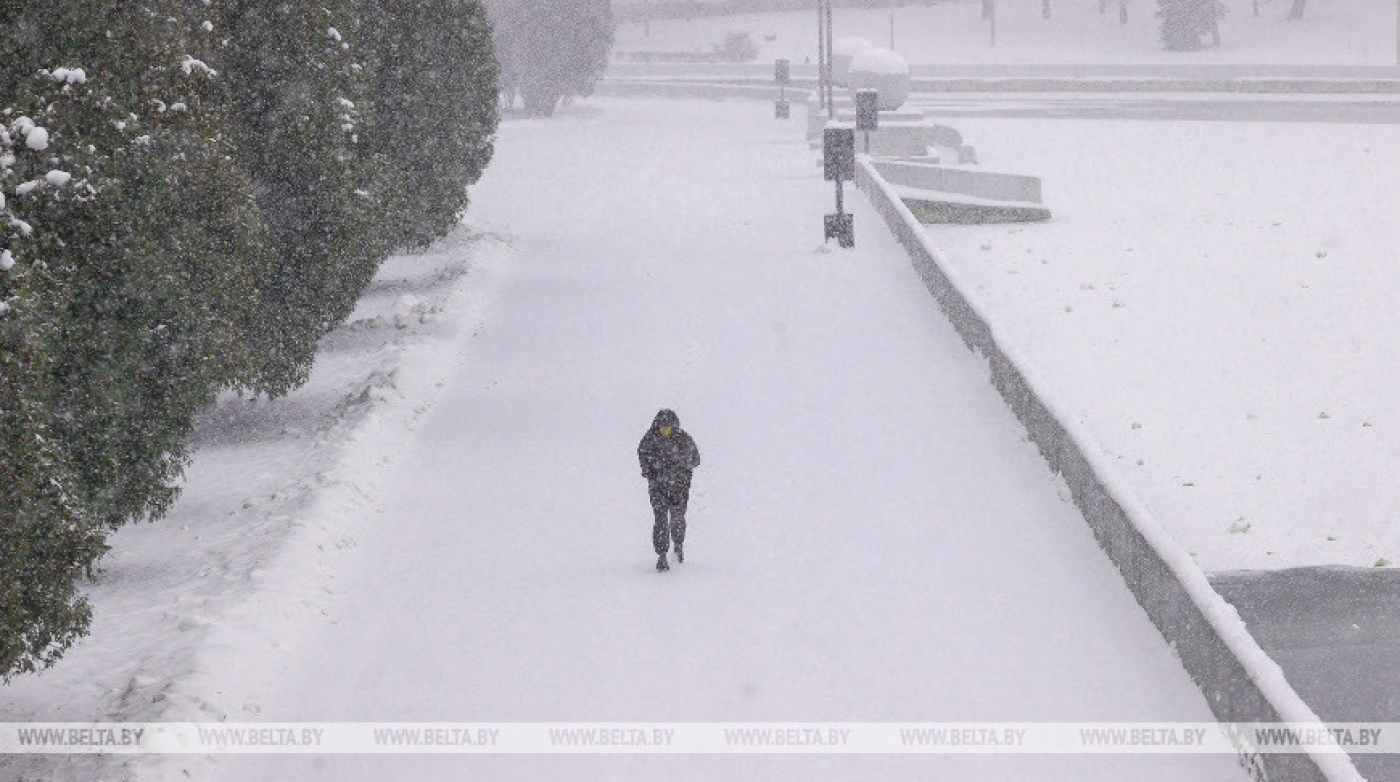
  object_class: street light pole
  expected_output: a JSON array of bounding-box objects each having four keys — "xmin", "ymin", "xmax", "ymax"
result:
[
  {"xmin": 817, "ymin": 0, "xmax": 826, "ymax": 113},
  {"xmin": 817, "ymin": 0, "xmax": 828, "ymax": 116}
]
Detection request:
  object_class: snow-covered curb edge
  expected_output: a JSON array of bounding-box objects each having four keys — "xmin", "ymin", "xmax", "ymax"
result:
[
  {"xmin": 600, "ymin": 73, "xmax": 1400, "ymax": 95},
  {"xmin": 855, "ymin": 156, "xmax": 1365, "ymax": 782},
  {"xmin": 133, "ymin": 234, "xmax": 515, "ymax": 781},
  {"xmin": 595, "ymin": 77, "xmax": 799, "ymax": 102}
]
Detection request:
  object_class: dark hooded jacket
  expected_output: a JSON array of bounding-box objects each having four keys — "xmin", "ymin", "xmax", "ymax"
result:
[{"xmin": 638, "ymin": 409, "xmax": 700, "ymax": 493}]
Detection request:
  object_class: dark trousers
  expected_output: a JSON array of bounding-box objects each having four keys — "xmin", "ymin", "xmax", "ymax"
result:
[{"xmin": 649, "ymin": 481, "xmax": 689, "ymax": 555}]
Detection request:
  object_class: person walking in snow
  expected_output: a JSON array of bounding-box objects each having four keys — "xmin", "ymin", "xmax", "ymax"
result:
[{"xmin": 638, "ymin": 409, "xmax": 701, "ymax": 572}]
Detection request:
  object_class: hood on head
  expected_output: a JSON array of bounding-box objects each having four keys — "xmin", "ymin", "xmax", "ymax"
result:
[{"xmin": 653, "ymin": 409, "xmax": 679, "ymax": 431}]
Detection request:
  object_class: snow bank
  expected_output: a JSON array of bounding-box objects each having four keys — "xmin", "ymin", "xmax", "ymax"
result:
[
  {"xmin": 0, "ymin": 228, "xmax": 514, "ymax": 782},
  {"xmin": 139, "ymin": 236, "xmax": 512, "ymax": 782}
]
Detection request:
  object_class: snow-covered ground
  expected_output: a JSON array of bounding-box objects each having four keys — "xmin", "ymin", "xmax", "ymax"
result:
[
  {"xmin": 921, "ymin": 116, "xmax": 1400, "ymax": 573},
  {"xmin": 617, "ymin": 0, "xmax": 1398, "ymax": 66},
  {"xmin": 188, "ymin": 99, "xmax": 1250, "ymax": 782},
  {"xmin": 0, "ymin": 229, "xmax": 511, "ymax": 782}
]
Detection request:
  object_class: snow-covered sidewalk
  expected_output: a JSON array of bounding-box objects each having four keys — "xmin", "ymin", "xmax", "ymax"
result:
[{"xmin": 186, "ymin": 99, "xmax": 1246, "ymax": 782}]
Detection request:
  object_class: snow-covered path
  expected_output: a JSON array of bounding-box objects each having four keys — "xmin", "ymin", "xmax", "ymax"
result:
[{"xmin": 212, "ymin": 99, "xmax": 1244, "ymax": 781}]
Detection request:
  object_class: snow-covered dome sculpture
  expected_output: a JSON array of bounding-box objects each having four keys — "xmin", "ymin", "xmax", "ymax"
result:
[
  {"xmin": 847, "ymin": 47, "xmax": 910, "ymax": 111},
  {"xmin": 830, "ymin": 36, "xmax": 873, "ymax": 88}
]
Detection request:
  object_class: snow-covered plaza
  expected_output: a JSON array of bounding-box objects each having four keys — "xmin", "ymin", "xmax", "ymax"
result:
[
  {"xmin": 4, "ymin": 97, "xmax": 1263, "ymax": 782},
  {"xmin": 6, "ymin": 2, "xmax": 1400, "ymax": 776}
]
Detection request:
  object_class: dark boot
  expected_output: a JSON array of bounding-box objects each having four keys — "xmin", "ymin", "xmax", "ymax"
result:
[
  {"xmin": 675, "ymin": 543, "xmax": 684, "ymax": 564},
  {"xmin": 656, "ymin": 553, "xmax": 669, "ymax": 572}
]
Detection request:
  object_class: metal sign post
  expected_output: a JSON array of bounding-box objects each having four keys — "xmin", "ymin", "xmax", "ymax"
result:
[
  {"xmin": 855, "ymin": 89, "xmax": 878, "ymax": 154},
  {"xmin": 822, "ymin": 127, "xmax": 855, "ymax": 248}
]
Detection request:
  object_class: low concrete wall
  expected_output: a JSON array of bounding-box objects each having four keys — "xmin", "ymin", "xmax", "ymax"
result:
[
  {"xmin": 911, "ymin": 77, "xmax": 1400, "ymax": 94},
  {"xmin": 593, "ymin": 79, "xmax": 801, "ymax": 102},
  {"xmin": 606, "ymin": 62, "xmax": 1400, "ymax": 81},
  {"xmin": 811, "ymin": 109, "xmax": 925, "ymax": 137},
  {"xmin": 854, "ymin": 156, "xmax": 1366, "ymax": 782},
  {"xmin": 898, "ymin": 194, "xmax": 1050, "ymax": 224},
  {"xmin": 873, "ymin": 159, "xmax": 1042, "ymax": 204},
  {"xmin": 602, "ymin": 70, "xmax": 1400, "ymax": 95},
  {"xmin": 822, "ymin": 120, "xmax": 969, "ymax": 159}
]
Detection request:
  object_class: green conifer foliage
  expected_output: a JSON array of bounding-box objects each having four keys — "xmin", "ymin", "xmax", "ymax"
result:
[
  {"xmin": 214, "ymin": 0, "xmax": 388, "ymax": 395},
  {"xmin": 1, "ymin": 1, "xmax": 268, "ymax": 529},
  {"xmin": 0, "ymin": 157, "xmax": 105, "ymax": 681},
  {"xmin": 0, "ymin": 0, "xmax": 501, "ymax": 679},
  {"xmin": 365, "ymin": 0, "xmax": 499, "ymax": 251},
  {"xmin": 487, "ymin": 0, "xmax": 613, "ymax": 117},
  {"xmin": 1156, "ymin": 0, "xmax": 1226, "ymax": 51},
  {"xmin": 0, "ymin": 0, "xmax": 267, "ymax": 676}
]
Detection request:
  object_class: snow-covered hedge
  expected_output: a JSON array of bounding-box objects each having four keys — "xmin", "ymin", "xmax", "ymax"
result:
[{"xmin": 0, "ymin": 0, "xmax": 499, "ymax": 680}]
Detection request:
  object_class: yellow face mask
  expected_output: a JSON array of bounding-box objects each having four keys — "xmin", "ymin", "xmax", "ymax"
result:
[{"xmin": 659, "ymin": 426, "xmax": 673, "ymax": 436}]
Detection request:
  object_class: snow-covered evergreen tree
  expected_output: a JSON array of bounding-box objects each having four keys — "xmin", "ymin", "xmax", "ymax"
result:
[
  {"xmin": 214, "ymin": 0, "xmax": 387, "ymax": 396},
  {"xmin": 1, "ymin": 1, "xmax": 268, "ymax": 531},
  {"xmin": 0, "ymin": 153, "xmax": 107, "ymax": 681},
  {"xmin": 364, "ymin": 0, "xmax": 499, "ymax": 250},
  {"xmin": 487, "ymin": 0, "xmax": 614, "ymax": 117},
  {"xmin": 0, "ymin": 0, "xmax": 501, "ymax": 678},
  {"xmin": 0, "ymin": 0, "xmax": 270, "ymax": 676},
  {"xmin": 1157, "ymin": 0, "xmax": 1226, "ymax": 51},
  {"xmin": 0, "ymin": 344, "xmax": 105, "ymax": 679}
]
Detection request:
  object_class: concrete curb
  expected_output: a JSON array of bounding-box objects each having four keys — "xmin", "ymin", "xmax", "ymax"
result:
[
  {"xmin": 905, "ymin": 77, "xmax": 1400, "ymax": 94},
  {"xmin": 594, "ymin": 78, "xmax": 798, "ymax": 101},
  {"xmin": 854, "ymin": 156, "xmax": 1366, "ymax": 782}
]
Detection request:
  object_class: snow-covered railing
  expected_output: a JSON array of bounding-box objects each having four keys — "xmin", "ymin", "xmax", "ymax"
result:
[{"xmin": 855, "ymin": 155, "xmax": 1367, "ymax": 782}]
